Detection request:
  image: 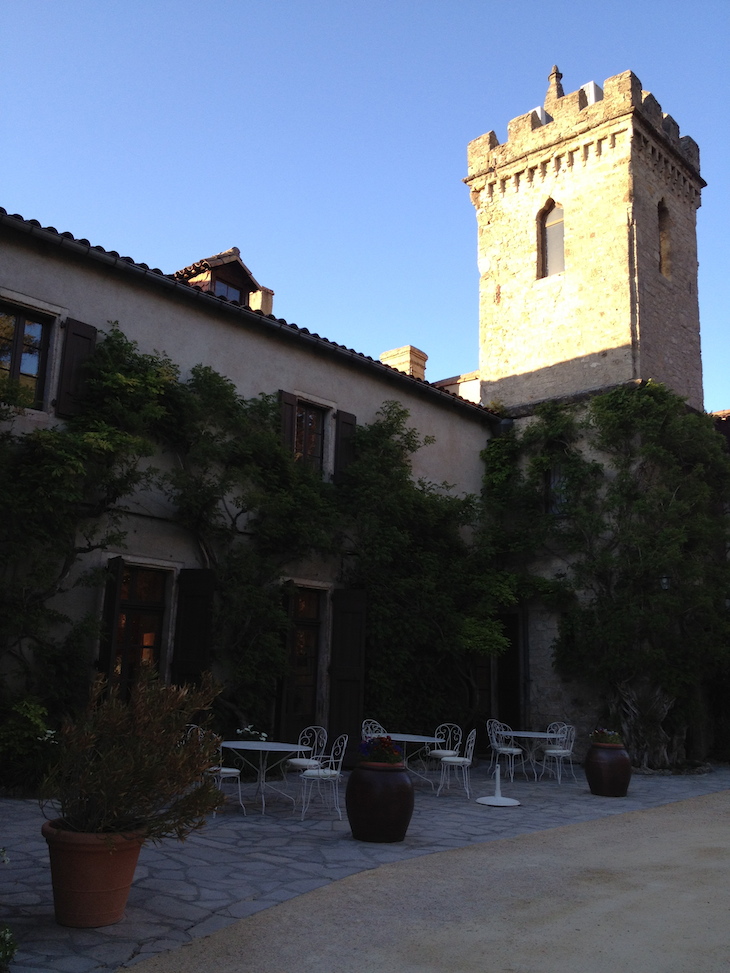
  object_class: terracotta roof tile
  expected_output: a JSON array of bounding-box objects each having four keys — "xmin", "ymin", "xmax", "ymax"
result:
[{"xmin": 0, "ymin": 206, "xmax": 499, "ymax": 419}]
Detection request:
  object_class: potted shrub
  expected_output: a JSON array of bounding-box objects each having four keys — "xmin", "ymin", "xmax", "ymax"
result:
[
  {"xmin": 41, "ymin": 669, "xmax": 225, "ymax": 928},
  {"xmin": 584, "ymin": 727, "xmax": 632, "ymax": 797},
  {"xmin": 345, "ymin": 735, "xmax": 414, "ymax": 842}
]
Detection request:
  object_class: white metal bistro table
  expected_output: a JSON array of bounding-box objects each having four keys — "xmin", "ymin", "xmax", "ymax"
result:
[
  {"xmin": 507, "ymin": 730, "xmax": 553, "ymax": 780},
  {"xmin": 387, "ymin": 732, "xmax": 440, "ymax": 788},
  {"xmin": 222, "ymin": 740, "xmax": 311, "ymax": 814}
]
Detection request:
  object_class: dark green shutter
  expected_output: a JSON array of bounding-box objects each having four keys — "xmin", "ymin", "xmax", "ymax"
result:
[
  {"xmin": 98, "ymin": 557, "xmax": 124, "ymax": 678},
  {"xmin": 55, "ymin": 318, "xmax": 97, "ymax": 417},
  {"xmin": 333, "ymin": 410, "xmax": 356, "ymax": 483},
  {"xmin": 329, "ymin": 589, "xmax": 366, "ymax": 763},
  {"xmin": 171, "ymin": 569, "xmax": 215, "ymax": 684},
  {"xmin": 279, "ymin": 389, "xmax": 297, "ymax": 450}
]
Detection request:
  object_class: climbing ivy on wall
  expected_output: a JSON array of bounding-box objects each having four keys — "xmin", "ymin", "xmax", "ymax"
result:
[
  {"xmin": 481, "ymin": 383, "xmax": 730, "ymax": 768},
  {"xmin": 11, "ymin": 325, "xmax": 726, "ymax": 768},
  {"xmin": 0, "ymin": 340, "xmax": 160, "ymax": 719},
  {"xmin": 1, "ymin": 328, "xmax": 514, "ymax": 744},
  {"xmin": 336, "ymin": 401, "xmax": 516, "ymax": 729}
]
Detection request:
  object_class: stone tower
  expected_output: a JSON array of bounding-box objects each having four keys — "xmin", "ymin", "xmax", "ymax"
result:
[{"xmin": 465, "ymin": 68, "xmax": 705, "ymax": 412}]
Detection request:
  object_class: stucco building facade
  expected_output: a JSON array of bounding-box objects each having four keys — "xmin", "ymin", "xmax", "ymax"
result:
[{"xmin": 0, "ymin": 66, "xmax": 713, "ymax": 747}]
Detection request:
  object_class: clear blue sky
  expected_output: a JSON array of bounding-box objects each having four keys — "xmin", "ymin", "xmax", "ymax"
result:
[{"xmin": 3, "ymin": 0, "xmax": 728, "ymax": 410}]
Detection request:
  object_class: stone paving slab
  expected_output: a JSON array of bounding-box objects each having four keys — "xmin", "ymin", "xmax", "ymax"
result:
[{"xmin": 2, "ymin": 763, "xmax": 729, "ymax": 972}]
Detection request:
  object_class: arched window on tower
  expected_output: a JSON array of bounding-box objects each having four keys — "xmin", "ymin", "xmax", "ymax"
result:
[
  {"xmin": 538, "ymin": 201, "xmax": 564, "ymax": 278},
  {"xmin": 658, "ymin": 200, "xmax": 671, "ymax": 278}
]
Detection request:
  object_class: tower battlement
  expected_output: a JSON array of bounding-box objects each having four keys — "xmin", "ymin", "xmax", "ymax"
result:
[
  {"xmin": 466, "ymin": 67, "xmax": 704, "ymax": 414},
  {"xmin": 467, "ymin": 68, "xmax": 701, "ymax": 184}
]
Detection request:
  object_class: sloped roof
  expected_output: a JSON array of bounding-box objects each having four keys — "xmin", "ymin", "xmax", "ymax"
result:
[{"xmin": 0, "ymin": 206, "xmax": 500, "ymax": 425}]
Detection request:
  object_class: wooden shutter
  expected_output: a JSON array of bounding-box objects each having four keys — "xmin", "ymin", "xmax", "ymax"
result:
[
  {"xmin": 279, "ymin": 389, "xmax": 297, "ymax": 451},
  {"xmin": 171, "ymin": 569, "xmax": 215, "ymax": 685},
  {"xmin": 333, "ymin": 410, "xmax": 356, "ymax": 483},
  {"xmin": 55, "ymin": 318, "xmax": 97, "ymax": 417},
  {"xmin": 98, "ymin": 556, "xmax": 124, "ymax": 678},
  {"xmin": 329, "ymin": 589, "xmax": 366, "ymax": 764}
]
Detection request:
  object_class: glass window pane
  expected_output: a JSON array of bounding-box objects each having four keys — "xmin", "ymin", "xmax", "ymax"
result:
[
  {"xmin": 295, "ymin": 403, "xmax": 325, "ymax": 469},
  {"xmin": 19, "ymin": 321, "xmax": 43, "ymax": 379},
  {"xmin": 545, "ymin": 220, "xmax": 564, "ymax": 275},
  {"xmin": 0, "ymin": 313, "xmax": 16, "ymax": 374},
  {"xmin": 134, "ymin": 569, "xmax": 167, "ymax": 604}
]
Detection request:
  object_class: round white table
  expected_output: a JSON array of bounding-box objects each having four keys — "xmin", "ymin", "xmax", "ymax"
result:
[
  {"xmin": 222, "ymin": 740, "xmax": 311, "ymax": 814},
  {"xmin": 507, "ymin": 730, "xmax": 553, "ymax": 780},
  {"xmin": 387, "ymin": 732, "xmax": 440, "ymax": 788}
]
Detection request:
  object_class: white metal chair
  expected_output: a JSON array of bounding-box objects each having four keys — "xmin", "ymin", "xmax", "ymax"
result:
[
  {"xmin": 424, "ymin": 723, "xmax": 462, "ymax": 774},
  {"xmin": 437, "ymin": 728, "xmax": 477, "ymax": 798},
  {"xmin": 486, "ymin": 719, "xmax": 529, "ymax": 782},
  {"xmin": 361, "ymin": 719, "xmax": 387, "ymax": 740},
  {"xmin": 300, "ymin": 733, "xmax": 348, "ymax": 820},
  {"xmin": 285, "ymin": 725, "xmax": 328, "ymax": 777},
  {"xmin": 187, "ymin": 724, "xmax": 245, "ymax": 815},
  {"xmin": 539, "ymin": 723, "xmax": 577, "ymax": 783}
]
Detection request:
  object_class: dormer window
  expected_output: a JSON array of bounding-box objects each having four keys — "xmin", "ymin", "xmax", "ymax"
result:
[
  {"xmin": 173, "ymin": 247, "xmax": 269, "ymax": 312},
  {"xmin": 214, "ymin": 279, "xmax": 243, "ymax": 303}
]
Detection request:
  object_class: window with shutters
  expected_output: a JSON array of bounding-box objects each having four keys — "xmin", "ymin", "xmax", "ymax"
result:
[
  {"xmin": 295, "ymin": 401, "xmax": 326, "ymax": 470},
  {"xmin": 0, "ymin": 303, "xmax": 51, "ymax": 408},
  {"xmin": 279, "ymin": 390, "xmax": 356, "ymax": 480}
]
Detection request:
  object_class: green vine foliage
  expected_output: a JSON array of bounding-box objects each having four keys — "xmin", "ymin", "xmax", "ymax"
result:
[
  {"xmin": 337, "ymin": 402, "xmax": 514, "ymax": 729},
  {"xmin": 158, "ymin": 365, "xmax": 340, "ymax": 728},
  {"xmin": 0, "ymin": 330, "xmax": 161, "ymax": 727},
  {"xmin": 482, "ymin": 383, "xmax": 730, "ymax": 767}
]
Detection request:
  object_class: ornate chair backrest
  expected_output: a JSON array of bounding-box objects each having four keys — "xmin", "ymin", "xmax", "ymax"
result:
[
  {"xmin": 434, "ymin": 723, "xmax": 462, "ymax": 753},
  {"xmin": 299, "ymin": 725, "xmax": 328, "ymax": 757},
  {"xmin": 362, "ymin": 719, "xmax": 387, "ymax": 740},
  {"xmin": 463, "ymin": 728, "xmax": 477, "ymax": 763},
  {"xmin": 561, "ymin": 725, "xmax": 576, "ymax": 752},
  {"xmin": 496, "ymin": 721, "xmax": 516, "ymax": 747},
  {"xmin": 486, "ymin": 718, "xmax": 502, "ymax": 749},
  {"xmin": 546, "ymin": 721, "xmax": 568, "ymax": 746},
  {"xmin": 185, "ymin": 723, "xmax": 221, "ymax": 767},
  {"xmin": 329, "ymin": 734, "xmax": 349, "ymax": 772}
]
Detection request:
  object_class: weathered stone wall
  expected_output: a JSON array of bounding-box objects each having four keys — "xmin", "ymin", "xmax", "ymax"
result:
[
  {"xmin": 465, "ymin": 69, "xmax": 704, "ymax": 412},
  {"xmin": 525, "ymin": 604, "xmax": 603, "ymax": 758}
]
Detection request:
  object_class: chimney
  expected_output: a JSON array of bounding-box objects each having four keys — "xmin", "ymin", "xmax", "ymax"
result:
[{"xmin": 379, "ymin": 345, "xmax": 428, "ymax": 381}]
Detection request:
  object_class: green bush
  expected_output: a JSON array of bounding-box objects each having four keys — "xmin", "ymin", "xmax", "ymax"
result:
[{"xmin": 0, "ymin": 697, "xmax": 56, "ymax": 793}]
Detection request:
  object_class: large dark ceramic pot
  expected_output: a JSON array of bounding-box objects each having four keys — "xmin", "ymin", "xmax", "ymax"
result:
[
  {"xmin": 345, "ymin": 762, "xmax": 414, "ymax": 842},
  {"xmin": 584, "ymin": 743, "xmax": 632, "ymax": 797}
]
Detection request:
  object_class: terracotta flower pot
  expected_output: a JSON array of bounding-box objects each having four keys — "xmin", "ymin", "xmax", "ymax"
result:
[
  {"xmin": 345, "ymin": 761, "xmax": 414, "ymax": 842},
  {"xmin": 42, "ymin": 819, "xmax": 144, "ymax": 927},
  {"xmin": 584, "ymin": 742, "xmax": 632, "ymax": 797}
]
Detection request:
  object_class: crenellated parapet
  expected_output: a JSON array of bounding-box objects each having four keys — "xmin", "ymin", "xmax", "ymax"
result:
[
  {"xmin": 466, "ymin": 67, "xmax": 703, "ymax": 197},
  {"xmin": 469, "ymin": 66, "xmax": 704, "ymax": 415}
]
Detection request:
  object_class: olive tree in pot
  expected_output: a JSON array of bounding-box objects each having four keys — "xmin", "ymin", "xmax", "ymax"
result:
[{"xmin": 41, "ymin": 669, "xmax": 225, "ymax": 928}]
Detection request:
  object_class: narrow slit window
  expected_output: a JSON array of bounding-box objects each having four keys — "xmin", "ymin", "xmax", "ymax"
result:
[
  {"xmin": 658, "ymin": 200, "xmax": 671, "ymax": 278},
  {"xmin": 539, "ymin": 202, "xmax": 565, "ymax": 278}
]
